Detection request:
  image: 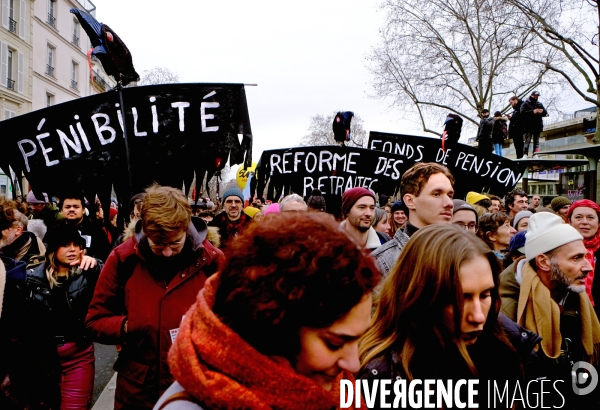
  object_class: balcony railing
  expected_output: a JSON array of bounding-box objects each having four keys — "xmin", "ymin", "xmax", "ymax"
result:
[
  {"xmin": 8, "ymin": 18, "xmax": 16, "ymax": 34},
  {"xmin": 72, "ymin": 34, "xmax": 79, "ymax": 46},
  {"xmin": 46, "ymin": 64, "xmax": 54, "ymax": 77},
  {"xmin": 92, "ymin": 70, "xmax": 108, "ymax": 89},
  {"xmin": 47, "ymin": 14, "xmax": 56, "ymax": 28},
  {"xmin": 6, "ymin": 78, "xmax": 14, "ymax": 90},
  {"xmin": 71, "ymin": 79, "xmax": 78, "ymax": 90}
]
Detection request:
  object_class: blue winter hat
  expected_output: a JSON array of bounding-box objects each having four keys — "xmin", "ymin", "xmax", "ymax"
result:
[
  {"xmin": 222, "ymin": 187, "xmax": 244, "ymax": 203},
  {"xmin": 509, "ymin": 230, "xmax": 527, "ymax": 254},
  {"xmin": 390, "ymin": 201, "xmax": 404, "ymax": 214}
]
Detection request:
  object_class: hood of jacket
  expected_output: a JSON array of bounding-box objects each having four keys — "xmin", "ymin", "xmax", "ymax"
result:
[{"xmin": 133, "ymin": 217, "xmax": 208, "ymax": 255}]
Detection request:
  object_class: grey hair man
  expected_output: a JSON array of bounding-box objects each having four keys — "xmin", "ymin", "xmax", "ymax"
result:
[{"xmin": 279, "ymin": 194, "xmax": 307, "ymax": 212}]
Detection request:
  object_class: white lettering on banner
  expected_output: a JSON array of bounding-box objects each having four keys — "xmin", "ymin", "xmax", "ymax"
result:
[
  {"xmin": 14, "ymin": 96, "xmax": 222, "ymax": 171},
  {"xmin": 171, "ymin": 102, "xmax": 190, "ymax": 132},
  {"xmin": 132, "ymin": 107, "xmax": 147, "ymax": 137},
  {"xmin": 302, "ymin": 175, "xmax": 378, "ymax": 196},
  {"xmin": 57, "ymin": 128, "xmax": 82, "ymax": 158},
  {"xmin": 18, "ymin": 139, "xmax": 37, "ymax": 172},
  {"xmin": 370, "ymin": 139, "xmax": 425, "ymax": 162},
  {"xmin": 201, "ymin": 101, "xmax": 220, "ymax": 132},
  {"xmin": 92, "ymin": 114, "xmax": 116, "ymax": 145}
]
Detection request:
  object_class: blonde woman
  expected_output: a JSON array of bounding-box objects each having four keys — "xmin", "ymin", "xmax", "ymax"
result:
[{"xmin": 13, "ymin": 224, "xmax": 101, "ymax": 409}]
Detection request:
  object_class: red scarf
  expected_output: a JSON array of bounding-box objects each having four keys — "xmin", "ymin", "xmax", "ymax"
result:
[
  {"xmin": 168, "ymin": 274, "xmax": 354, "ymax": 409},
  {"xmin": 567, "ymin": 199, "xmax": 600, "ymax": 305}
]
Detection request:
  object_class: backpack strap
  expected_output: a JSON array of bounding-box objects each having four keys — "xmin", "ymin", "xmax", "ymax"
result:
[{"xmin": 157, "ymin": 390, "xmax": 202, "ymax": 409}]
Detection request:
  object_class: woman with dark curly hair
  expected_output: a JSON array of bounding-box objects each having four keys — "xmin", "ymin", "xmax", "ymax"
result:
[
  {"xmin": 358, "ymin": 224, "xmax": 525, "ymax": 404},
  {"xmin": 154, "ymin": 212, "xmax": 381, "ymax": 409},
  {"xmin": 477, "ymin": 212, "xmax": 516, "ymax": 260}
]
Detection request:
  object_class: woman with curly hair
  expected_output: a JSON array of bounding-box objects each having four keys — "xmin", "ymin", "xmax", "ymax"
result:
[
  {"xmin": 358, "ymin": 224, "xmax": 525, "ymax": 404},
  {"xmin": 477, "ymin": 212, "xmax": 516, "ymax": 260},
  {"xmin": 155, "ymin": 212, "xmax": 381, "ymax": 409}
]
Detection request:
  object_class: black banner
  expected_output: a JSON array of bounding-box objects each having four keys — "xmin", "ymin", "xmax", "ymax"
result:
[
  {"xmin": 255, "ymin": 134, "xmax": 524, "ymax": 214},
  {"xmin": 368, "ymin": 132, "xmax": 526, "ymax": 199},
  {"xmin": 0, "ymin": 83, "xmax": 253, "ymax": 207}
]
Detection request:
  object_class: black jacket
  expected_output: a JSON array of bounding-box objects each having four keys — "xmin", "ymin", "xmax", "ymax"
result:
[
  {"xmin": 26, "ymin": 261, "xmax": 103, "ymax": 343},
  {"xmin": 508, "ymin": 99, "xmax": 524, "ymax": 137},
  {"xmin": 62, "ymin": 216, "xmax": 112, "ymax": 262},
  {"xmin": 476, "ymin": 116, "xmax": 494, "ymax": 141},
  {"xmin": 520, "ymin": 96, "xmax": 548, "ymax": 133}
]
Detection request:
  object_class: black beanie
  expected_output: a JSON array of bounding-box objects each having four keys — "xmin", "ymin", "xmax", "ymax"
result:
[{"xmin": 307, "ymin": 189, "xmax": 326, "ymax": 212}]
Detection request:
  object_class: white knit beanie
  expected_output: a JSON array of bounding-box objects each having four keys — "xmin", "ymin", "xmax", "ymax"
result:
[{"xmin": 525, "ymin": 212, "xmax": 583, "ymax": 261}]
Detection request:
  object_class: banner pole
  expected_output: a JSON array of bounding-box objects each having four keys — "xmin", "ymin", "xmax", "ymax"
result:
[{"xmin": 117, "ymin": 76, "xmax": 133, "ymax": 196}]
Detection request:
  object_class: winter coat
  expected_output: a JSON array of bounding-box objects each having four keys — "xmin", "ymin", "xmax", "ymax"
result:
[
  {"xmin": 499, "ymin": 258, "xmax": 523, "ymax": 321},
  {"xmin": 29, "ymin": 203, "xmax": 64, "ymax": 233},
  {"xmin": 85, "ymin": 220, "xmax": 223, "ymax": 410},
  {"xmin": 508, "ymin": 99, "xmax": 524, "ymax": 138},
  {"xmin": 0, "ymin": 257, "xmax": 101, "ymax": 409},
  {"xmin": 520, "ymin": 96, "xmax": 548, "ymax": 133},
  {"xmin": 0, "ymin": 231, "xmax": 46, "ymax": 269},
  {"xmin": 371, "ymin": 225, "xmax": 410, "ymax": 277},
  {"xmin": 26, "ymin": 261, "xmax": 102, "ymax": 343},
  {"xmin": 208, "ymin": 212, "xmax": 251, "ymax": 248},
  {"xmin": 476, "ymin": 116, "xmax": 494, "ymax": 141},
  {"xmin": 357, "ymin": 320, "xmax": 526, "ymax": 409},
  {"xmin": 492, "ymin": 115, "xmax": 509, "ymax": 144}
]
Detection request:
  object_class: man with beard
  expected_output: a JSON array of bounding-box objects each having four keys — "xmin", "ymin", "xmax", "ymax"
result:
[
  {"xmin": 340, "ymin": 187, "xmax": 380, "ymax": 252},
  {"xmin": 371, "ymin": 162, "xmax": 455, "ymax": 276},
  {"xmin": 500, "ymin": 212, "xmax": 600, "ymax": 407},
  {"xmin": 209, "ymin": 187, "xmax": 251, "ymax": 248},
  {"xmin": 85, "ymin": 184, "xmax": 223, "ymax": 410}
]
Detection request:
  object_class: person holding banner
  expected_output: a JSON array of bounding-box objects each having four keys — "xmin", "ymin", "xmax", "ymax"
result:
[
  {"xmin": 371, "ymin": 163, "xmax": 455, "ymax": 276},
  {"xmin": 155, "ymin": 212, "xmax": 380, "ymax": 409}
]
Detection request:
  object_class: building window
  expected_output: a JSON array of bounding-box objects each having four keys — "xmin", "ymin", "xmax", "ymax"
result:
[
  {"xmin": 6, "ymin": 49, "xmax": 13, "ymax": 90},
  {"xmin": 8, "ymin": 0, "xmax": 16, "ymax": 33},
  {"xmin": 47, "ymin": 0, "xmax": 56, "ymax": 28},
  {"xmin": 72, "ymin": 19, "xmax": 79, "ymax": 46},
  {"xmin": 46, "ymin": 93, "xmax": 54, "ymax": 107},
  {"xmin": 46, "ymin": 45, "xmax": 54, "ymax": 77},
  {"xmin": 71, "ymin": 61, "xmax": 78, "ymax": 90}
]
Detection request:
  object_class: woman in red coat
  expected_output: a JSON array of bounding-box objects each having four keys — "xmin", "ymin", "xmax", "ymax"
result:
[{"xmin": 85, "ymin": 185, "xmax": 222, "ymax": 410}]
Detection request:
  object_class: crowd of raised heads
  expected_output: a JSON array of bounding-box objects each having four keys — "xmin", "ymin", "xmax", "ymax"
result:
[{"xmin": 1, "ymin": 164, "xmax": 599, "ymax": 409}]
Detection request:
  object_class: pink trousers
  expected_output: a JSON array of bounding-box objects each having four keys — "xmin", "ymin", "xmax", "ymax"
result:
[{"xmin": 56, "ymin": 342, "xmax": 95, "ymax": 410}]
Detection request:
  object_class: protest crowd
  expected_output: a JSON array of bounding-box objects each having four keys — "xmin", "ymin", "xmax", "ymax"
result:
[{"xmin": 1, "ymin": 153, "xmax": 599, "ymax": 410}]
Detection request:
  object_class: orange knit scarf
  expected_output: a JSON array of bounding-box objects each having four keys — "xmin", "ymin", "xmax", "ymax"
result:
[{"xmin": 168, "ymin": 274, "xmax": 354, "ymax": 409}]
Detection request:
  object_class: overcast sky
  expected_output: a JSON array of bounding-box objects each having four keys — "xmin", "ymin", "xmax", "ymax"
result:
[
  {"xmin": 92, "ymin": 0, "xmax": 592, "ymax": 174},
  {"xmin": 93, "ymin": 0, "xmax": 419, "ymax": 167}
]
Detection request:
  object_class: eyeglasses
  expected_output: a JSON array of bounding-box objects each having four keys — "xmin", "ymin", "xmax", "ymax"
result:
[
  {"xmin": 147, "ymin": 235, "xmax": 186, "ymax": 250},
  {"xmin": 454, "ymin": 222, "xmax": 477, "ymax": 231}
]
